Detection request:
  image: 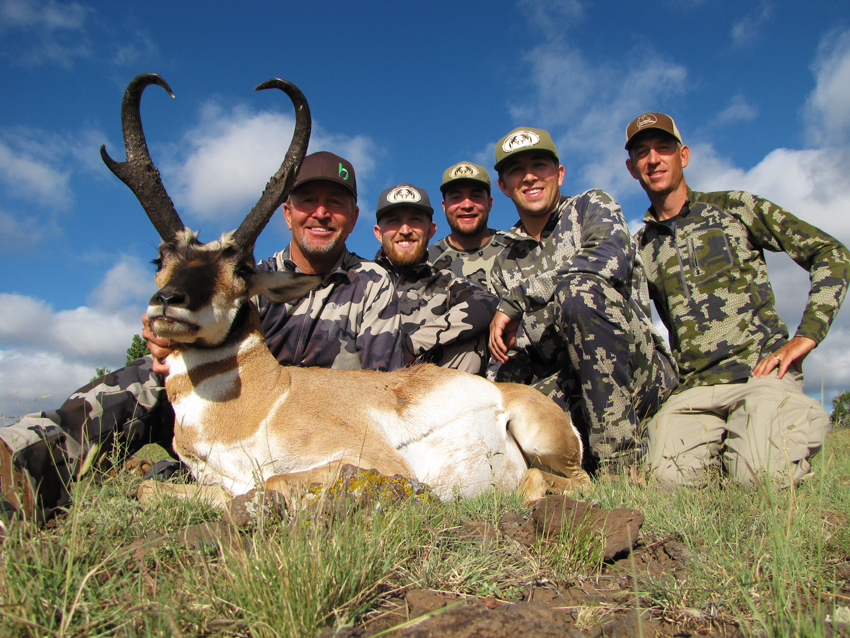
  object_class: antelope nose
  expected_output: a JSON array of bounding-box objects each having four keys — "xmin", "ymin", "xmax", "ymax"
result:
[{"xmin": 155, "ymin": 290, "xmax": 186, "ymax": 307}]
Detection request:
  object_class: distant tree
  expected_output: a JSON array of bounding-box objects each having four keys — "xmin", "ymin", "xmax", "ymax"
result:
[
  {"xmin": 126, "ymin": 334, "xmax": 151, "ymax": 365},
  {"xmin": 90, "ymin": 366, "xmax": 111, "ymax": 384},
  {"xmin": 831, "ymin": 391, "xmax": 850, "ymax": 430}
]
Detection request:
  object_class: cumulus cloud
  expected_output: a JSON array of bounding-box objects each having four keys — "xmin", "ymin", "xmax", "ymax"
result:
[
  {"xmin": 0, "ymin": 256, "xmax": 152, "ymax": 421},
  {"xmin": 0, "ymin": 0, "xmax": 92, "ymax": 67},
  {"xmin": 804, "ymin": 29, "xmax": 850, "ymax": 147},
  {"xmin": 167, "ymin": 102, "xmax": 379, "ymax": 225},
  {"xmin": 0, "ymin": 137, "xmax": 72, "ymax": 207}
]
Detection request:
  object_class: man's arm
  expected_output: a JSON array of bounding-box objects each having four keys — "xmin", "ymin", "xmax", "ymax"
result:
[
  {"xmin": 729, "ymin": 192, "xmax": 850, "ymax": 375},
  {"xmin": 354, "ymin": 266, "xmax": 407, "ymax": 371},
  {"xmin": 404, "ymin": 272, "xmax": 498, "ymax": 357}
]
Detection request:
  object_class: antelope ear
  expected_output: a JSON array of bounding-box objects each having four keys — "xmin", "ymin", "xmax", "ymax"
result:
[{"xmin": 251, "ymin": 270, "xmax": 322, "ymax": 303}]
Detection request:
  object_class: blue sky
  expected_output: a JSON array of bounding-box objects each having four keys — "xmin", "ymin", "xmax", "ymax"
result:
[{"xmin": 2, "ymin": 0, "xmax": 850, "ymax": 420}]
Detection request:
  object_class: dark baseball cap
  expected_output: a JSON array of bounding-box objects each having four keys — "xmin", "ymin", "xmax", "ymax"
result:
[
  {"xmin": 375, "ymin": 183, "xmax": 433, "ymax": 220},
  {"xmin": 440, "ymin": 161, "xmax": 491, "ymax": 195},
  {"xmin": 494, "ymin": 127, "xmax": 559, "ymax": 172},
  {"xmin": 292, "ymin": 151, "xmax": 357, "ymax": 199},
  {"xmin": 625, "ymin": 113, "xmax": 683, "ymax": 150}
]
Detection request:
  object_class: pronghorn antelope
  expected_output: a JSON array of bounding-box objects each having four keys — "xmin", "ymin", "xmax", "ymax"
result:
[{"xmin": 103, "ymin": 73, "xmax": 589, "ymax": 502}]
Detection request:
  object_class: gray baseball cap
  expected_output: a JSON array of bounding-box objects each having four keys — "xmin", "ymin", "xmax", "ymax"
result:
[{"xmin": 375, "ymin": 183, "xmax": 433, "ymax": 220}]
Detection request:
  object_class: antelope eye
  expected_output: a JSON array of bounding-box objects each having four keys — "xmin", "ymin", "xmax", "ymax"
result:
[
  {"xmin": 237, "ymin": 265, "xmax": 254, "ymax": 279},
  {"xmin": 151, "ymin": 257, "xmax": 163, "ymax": 272}
]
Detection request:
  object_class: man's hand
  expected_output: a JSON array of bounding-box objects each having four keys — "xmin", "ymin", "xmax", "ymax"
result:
[
  {"xmin": 142, "ymin": 314, "xmax": 175, "ymax": 376},
  {"xmin": 489, "ymin": 311, "xmax": 520, "ymax": 364},
  {"xmin": 752, "ymin": 335, "xmax": 817, "ymax": 379}
]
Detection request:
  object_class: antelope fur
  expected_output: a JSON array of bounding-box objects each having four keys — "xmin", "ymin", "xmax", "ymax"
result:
[{"xmin": 106, "ymin": 73, "xmax": 589, "ymax": 503}]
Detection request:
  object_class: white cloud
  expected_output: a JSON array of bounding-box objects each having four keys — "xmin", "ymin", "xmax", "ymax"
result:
[
  {"xmin": 89, "ymin": 255, "xmax": 155, "ymax": 312},
  {"xmin": 804, "ymin": 29, "xmax": 850, "ymax": 147},
  {"xmin": 713, "ymin": 94, "xmax": 759, "ymax": 126},
  {"xmin": 0, "ymin": 256, "xmax": 152, "ymax": 421},
  {"xmin": 0, "ymin": 0, "xmax": 91, "ymax": 67},
  {"xmin": 167, "ymin": 101, "xmax": 380, "ymax": 226},
  {"xmin": 730, "ymin": 1, "xmax": 772, "ymax": 48},
  {"xmin": 0, "ymin": 137, "xmax": 72, "ymax": 207}
]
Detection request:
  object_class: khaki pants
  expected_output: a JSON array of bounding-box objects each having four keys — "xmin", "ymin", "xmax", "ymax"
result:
[{"xmin": 646, "ymin": 373, "xmax": 828, "ymax": 488}]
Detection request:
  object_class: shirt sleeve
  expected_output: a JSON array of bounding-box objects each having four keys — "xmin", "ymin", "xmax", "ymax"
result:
[{"xmin": 728, "ymin": 191, "xmax": 850, "ymax": 343}]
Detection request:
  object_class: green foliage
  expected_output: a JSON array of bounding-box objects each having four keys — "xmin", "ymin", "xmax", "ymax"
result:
[
  {"xmin": 125, "ymin": 333, "xmax": 151, "ymax": 365},
  {"xmin": 89, "ymin": 366, "xmax": 110, "ymax": 384},
  {"xmin": 831, "ymin": 390, "xmax": 850, "ymax": 430}
]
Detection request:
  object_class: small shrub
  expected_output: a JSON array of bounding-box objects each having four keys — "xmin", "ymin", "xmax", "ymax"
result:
[{"xmin": 831, "ymin": 390, "xmax": 850, "ymax": 430}]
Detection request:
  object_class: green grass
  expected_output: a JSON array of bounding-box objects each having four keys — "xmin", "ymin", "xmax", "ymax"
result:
[{"xmin": 1, "ymin": 431, "xmax": 849, "ymax": 637}]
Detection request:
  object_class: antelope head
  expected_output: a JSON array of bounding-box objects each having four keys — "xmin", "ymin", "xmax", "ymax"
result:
[{"xmin": 101, "ymin": 73, "xmax": 321, "ymax": 348}]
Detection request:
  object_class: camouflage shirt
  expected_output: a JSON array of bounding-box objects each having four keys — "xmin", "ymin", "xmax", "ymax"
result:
[
  {"xmin": 636, "ymin": 188, "xmax": 850, "ymax": 390},
  {"xmin": 427, "ymin": 229, "xmax": 509, "ymax": 291},
  {"xmin": 257, "ymin": 246, "xmax": 406, "ymax": 371},
  {"xmin": 376, "ymin": 253, "xmax": 498, "ymax": 371},
  {"xmin": 492, "ymin": 191, "xmax": 670, "ymax": 380}
]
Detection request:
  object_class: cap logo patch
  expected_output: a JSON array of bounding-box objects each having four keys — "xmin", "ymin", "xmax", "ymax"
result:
[
  {"xmin": 636, "ymin": 114, "xmax": 658, "ymax": 129},
  {"xmin": 387, "ymin": 186, "xmax": 422, "ymax": 203},
  {"xmin": 449, "ymin": 163, "xmax": 479, "ymax": 179},
  {"xmin": 338, "ymin": 163, "xmax": 349, "ymax": 180},
  {"xmin": 502, "ymin": 130, "xmax": 540, "ymax": 153}
]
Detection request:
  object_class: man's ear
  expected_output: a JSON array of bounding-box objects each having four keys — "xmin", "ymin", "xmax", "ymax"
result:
[
  {"xmin": 373, "ymin": 223, "xmax": 383, "ymax": 243},
  {"xmin": 626, "ymin": 158, "xmax": 639, "ymax": 180},
  {"xmin": 680, "ymin": 145, "xmax": 690, "ymax": 169},
  {"xmin": 283, "ymin": 201, "xmax": 294, "ymax": 230},
  {"xmin": 557, "ymin": 164, "xmax": 565, "ymax": 187},
  {"xmin": 428, "ymin": 221, "xmax": 437, "ymax": 242},
  {"xmin": 497, "ymin": 177, "xmax": 509, "ymax": 198}
]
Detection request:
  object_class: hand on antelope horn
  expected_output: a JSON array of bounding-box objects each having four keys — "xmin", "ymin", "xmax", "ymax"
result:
[{"xmin": 142, "ymin": 314, "xmax": 175, "ymax": 376}]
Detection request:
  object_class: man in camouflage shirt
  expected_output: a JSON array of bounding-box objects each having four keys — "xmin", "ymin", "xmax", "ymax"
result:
[
  {"xmin": 625, "ymin": 112, "xmax": 850, "ymax": 487},
  {"xmin": 0, "ymin": 152, "xmax": 405, "ymax": 521},
  {"xmin": 428, "ymin": 161, "xmax": 508, "ymax": 292},
  {"xmin": 488, "ymin": 127, "xmax": 677, "ymax": 470},
  {"xmin": 374, "ymin": 182, "xmax": 498, "ymax": 375}
]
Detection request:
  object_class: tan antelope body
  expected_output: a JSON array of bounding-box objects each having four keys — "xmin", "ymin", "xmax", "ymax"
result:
[{"xmin": 104, "ymin": 73, "xmax": 589, "ymax": 503}]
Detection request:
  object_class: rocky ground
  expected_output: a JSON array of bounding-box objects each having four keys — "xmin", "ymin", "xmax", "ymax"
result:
[{"xmin": 132, "ymin": 461, "xmax": 850, "ymax": 638}]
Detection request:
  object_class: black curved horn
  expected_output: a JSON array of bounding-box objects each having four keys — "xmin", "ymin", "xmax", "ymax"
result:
[
  {"xmin": 100, "ymin": 73, "xmax": 184, "ymax": 242},
  {"xmin": 233, "ymin": 79, "xmax": 312, "ymax": 247}
]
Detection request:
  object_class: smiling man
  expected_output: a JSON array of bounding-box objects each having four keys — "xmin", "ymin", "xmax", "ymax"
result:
[
  {"xmin": 427, "ymin": 161, "xmax": 507, "ymax": 291},
  {"xmin": 374, "ymin": 182, "xmax": 498, "ymax": 374},
  {"xmin": 626, "ymin": 112, "xmax": 850, "ymax": 488},
  {"xmin": 488, "ymin": 127, "xmax": 677, "ymax": 473},
  {"xmin": 0, "ymin": 151, "xmax": 406, "ymax": 522}
]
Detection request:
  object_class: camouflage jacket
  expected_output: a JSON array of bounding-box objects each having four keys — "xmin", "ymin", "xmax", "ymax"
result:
[
  {"xmin": 492, "ymin": 191, "xmax": 669, "ymax": 380},
  {"xmin": 427, "ymin": 229, "xmax": 509, "ymax": 291},
  {"xmin": 636, "ymin": 188, "xmax": 850, "ymax": 390},
  {"xmin": 256, "ymin": 246, "xmax": 405, "ymax": 371},
  {"xmin": 376, "ymin": 253, "xmax": 498, "ymax": 365}
]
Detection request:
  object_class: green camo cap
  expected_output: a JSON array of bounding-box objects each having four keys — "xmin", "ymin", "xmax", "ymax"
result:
[
  {"xmin": 440, "ymin": 161, "xmax": 491, "ymax": 195},
  {"xmin": 494, "ymin": 127, "xmax": 559, "ymax": 172}
]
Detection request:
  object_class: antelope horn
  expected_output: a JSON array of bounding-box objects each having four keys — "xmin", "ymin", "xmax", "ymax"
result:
[
  {"xmin": 100, "ymin": 73, "xmax": 184, "ymax": 242},
  {"xmin": 233, "ymin": 79, "xmax": 312, "ymax": 247}
]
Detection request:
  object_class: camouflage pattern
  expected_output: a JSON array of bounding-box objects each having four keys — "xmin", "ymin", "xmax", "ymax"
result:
[
  {"xmin": 0, "ymin": 357, "xmax": 172, "ymax": 520},
  {"xmin": 636, "ymin": 188, "xmax": 850, "ymax": 391},
  {"xmin": 490, "ymin": 191, "xmax": 677, "ymax": 463},
  {"xmin": 257, "ymin": 246, "xmax": 406, "ymax": 372},
  {"xmin": 376, "ymin": 253, "xmax": 498, "ymax": 375},
  {"xmin": 1, "ymin": 246, "xmax": 406, "ymax": 520},
  {"xmin": 427, "ymin": 229, "xmax": 509, "ymax": 292}
]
